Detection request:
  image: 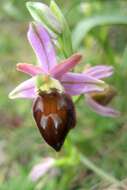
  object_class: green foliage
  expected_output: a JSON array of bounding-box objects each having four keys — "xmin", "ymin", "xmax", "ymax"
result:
[
  {"xmin": 73, "ymin": 15, "xmax": 127, "ymax": 49},
  {"xmin": 1, "ymin": 0, "xmax": 127, "ymax": 189},
  {"xmin": 0, "ymin": 175, "xmax": 35, "ymax": 190}
]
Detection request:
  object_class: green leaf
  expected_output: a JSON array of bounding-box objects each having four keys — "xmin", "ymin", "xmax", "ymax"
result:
[
  {"xmin": 122, "ymin": 46, "xmax": 127, "ymax": 67},
  {"xmin": 73, "ymin": 15, "xmax": 127, "ymax": 49},
  {"xmin": 121, "ymin": 46, "xmax": 127, "ymax": 75}
]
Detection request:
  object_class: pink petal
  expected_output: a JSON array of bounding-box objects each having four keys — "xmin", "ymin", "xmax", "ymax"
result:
[
  {"xmin": 61, "ymin": 72, "xmax": 104, "ymax": 85},
  {"xmin": 50, "ymin": 53, "xmax": 82, "ymax": 78},
  {"xmin": 63, "ymin": 83, "xmax": 104, "ymax": 96},
  {"xmin": 27, "ymin": 23, "xmax": 57, "ymax": 73},
  {"xmin": 85, "ymin": 95, "xmax": 120, "ymax": 117},
  {"xmin": 17, "ymin": 63, "xmax": 43, "ymax": 76},
  {"xmin": 61, "ymin": 72, "xmax": 105, "ymax": 95},
  {"xmin": 29, "ymin": 157, "xmax": 55, "ymax": 182},
  {"xmin": 9, "ymin": 77, "xmax": 36, "ymax": 99},
  {"xmin": 84, "ymin": 65, "xmax": 114, "ymax": 79}
]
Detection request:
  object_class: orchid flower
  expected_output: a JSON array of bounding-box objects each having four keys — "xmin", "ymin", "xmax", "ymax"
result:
[
  {"xmin": 9, "ymin": 23, "xmax": 106, "ymax": 100},
  {"xmin": 9, "ymin": 23, "xmax": 116, "ymax": 151},
  {"xmin": 25, "ymin": 1, "xmax": 119, "ymax": 121},
  {"xmin": 84, "ymin": 66, "xmax": 120, "ymax": 117}
]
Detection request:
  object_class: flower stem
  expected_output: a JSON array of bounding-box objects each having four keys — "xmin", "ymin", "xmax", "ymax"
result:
[
  {"xmin": 79, "ymin": 154, "xmax": 125, "ymax": 188},
  {"xmin": 74, "ymin": 95, "xmax": 83, "ymax": 104}
]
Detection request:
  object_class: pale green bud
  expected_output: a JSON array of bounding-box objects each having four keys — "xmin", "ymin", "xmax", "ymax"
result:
[{"xmin": 26, "ymin": 1, "xmax": 62, "ymax": 34}]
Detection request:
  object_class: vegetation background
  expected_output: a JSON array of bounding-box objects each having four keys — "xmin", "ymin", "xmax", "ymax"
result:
[{"xmin": 0, "ymin": 0, "xmax": 127, "ymax": 189}]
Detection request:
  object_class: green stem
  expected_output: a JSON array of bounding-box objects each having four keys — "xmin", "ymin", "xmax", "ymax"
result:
[
  {"xmin": 79, "ymin": 154, "xmax": 125, "ymax": 188},
  {"xmin": 74, "ymin": 95, "xmax": 83, "ymax": 104}
]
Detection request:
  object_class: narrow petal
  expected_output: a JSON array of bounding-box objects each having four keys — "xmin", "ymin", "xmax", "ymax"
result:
[
  {"xmin": 61, "ymin": 72, "xmax": 105, "ymax": 85},
  {"xmin": 84, "ymin": 65, "xmax": 114, "ymax": 79},
  {"xmin": 17, "ymin": 63, "xmax": 43, "ymax": 76},
  {"xmin": 9, "ymin": 77, "xmax": 36, "ymax": 99},
  {"xmin": 61, "ymin": 72, "xmax": 105, "ymax": 95},
  {"xmin": 50, "ymin": 53, "xmax": 82, "ymax": 78},
  {"xmin": 29, "ymin": 157, "xmax": 55, "ymax": 182},
  {"xmin": 85, "ymin": 95, "xmax": 120, "ymax": 117},
  {"xmin": 27, "ymin": 23, "xmax": 57, "ymax": 73},
  {"xmin": 63, "ymin": 83, "xmax": 104, "ymax": 96},
  {"xmin": 35, "ymin": 23, "xmax": 57, "ymax": 68}
]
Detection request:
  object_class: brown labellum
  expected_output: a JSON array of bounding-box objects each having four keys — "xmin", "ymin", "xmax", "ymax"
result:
[{"xmin": 33, "ymin": 89, "xmax": 76, "ymax": 151}]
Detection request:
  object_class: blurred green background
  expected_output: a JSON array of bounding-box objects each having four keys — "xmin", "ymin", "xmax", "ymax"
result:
[{"xmin": 0, "ymin": 0, "xmax": 127, "ymax": 189}]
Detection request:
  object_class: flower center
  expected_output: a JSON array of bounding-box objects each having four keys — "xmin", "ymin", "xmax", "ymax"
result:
[{"xmin": 36, "ymin": 75, "xmax": 64, "ymax": 93}]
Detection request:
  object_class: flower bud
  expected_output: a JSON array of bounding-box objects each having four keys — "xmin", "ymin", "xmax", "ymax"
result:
[
  {"xmin": 26, "ymin": 1, "xmax": 62, "ymax": 34},
  {"xmin": 90, "ymin": 85, "xmax": 117, "ymax": 106},
  {"xmin": 50, "ymin": 0, "xmax": 66, "ymax": 27}
]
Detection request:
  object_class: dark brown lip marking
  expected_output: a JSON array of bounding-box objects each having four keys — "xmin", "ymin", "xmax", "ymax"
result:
[{"xmin": 33, "ymin": 89, "xmax": 76, "ymax": 151}]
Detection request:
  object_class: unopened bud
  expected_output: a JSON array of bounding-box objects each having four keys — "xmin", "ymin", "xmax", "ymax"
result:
[
  {"xmin": 26, "ymin": 1, "xmax": 62, "ymax": 34},
  {"xmin": 90, "ymin": 85, "xmax": 117, "ymax": 106}
]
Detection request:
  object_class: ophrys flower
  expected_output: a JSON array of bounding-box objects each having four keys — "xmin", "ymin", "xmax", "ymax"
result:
[{"xmin": 9, "ymin": 23, "xmax": 114, "ymax": 151}]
